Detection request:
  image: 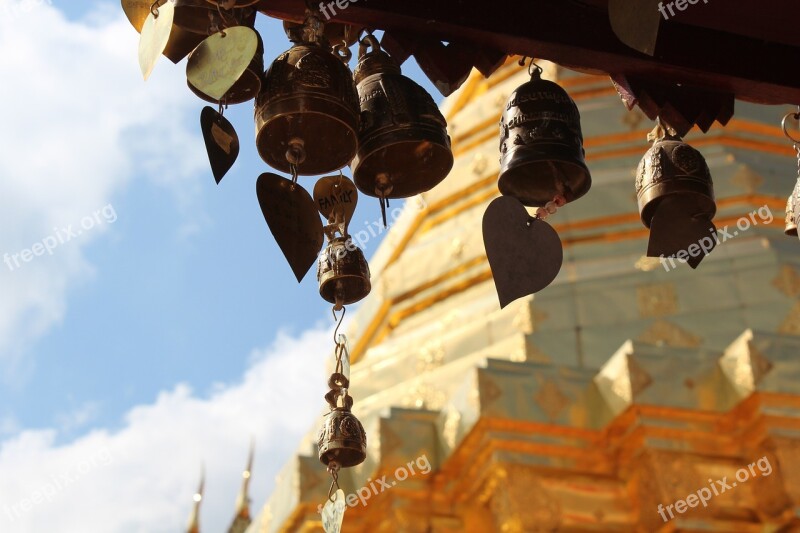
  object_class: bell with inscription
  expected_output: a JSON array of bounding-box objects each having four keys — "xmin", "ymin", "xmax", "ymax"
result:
[
  {"xmin": 173, "ymin": 0, "xmax": 256, "ymax": 35},
  {"xmin": 498, "ymin": 62, "xmax": 591, "ymax": 207},
  {"xmin": 317, "ymin": 234, "xmax": 371, "ymax": 309},
  {"xmin": 352, "ymin": 35, "xmax": 454, "ymax": 219},
  {"xmin": 636, "ymin": 119, "xmax": 717, "ymax": 269},
  {"xmin": 255, "ymin": 13, "xmax": 360, "ymax": 176}
]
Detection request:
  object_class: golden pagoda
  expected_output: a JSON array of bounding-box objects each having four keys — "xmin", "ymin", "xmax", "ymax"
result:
[{"xmin": 234, "ymin": 60, "xmax": 800, "ymax": 532}]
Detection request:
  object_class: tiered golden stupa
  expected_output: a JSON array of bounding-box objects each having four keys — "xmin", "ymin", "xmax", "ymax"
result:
[{"xmin": 232, "ymin": 60, "xmax": 800, "ymax": 532}]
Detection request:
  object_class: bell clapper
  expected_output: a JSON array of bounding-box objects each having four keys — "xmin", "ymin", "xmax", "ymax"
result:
[{"xmin": 375, "ymin": 173, "xmax": 394, "ymax": 228}]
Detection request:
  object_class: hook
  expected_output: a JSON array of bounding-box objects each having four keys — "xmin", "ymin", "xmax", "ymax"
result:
[
  {"xmin": 517, "ymin": 57, "xmax": 543, "ymax": 77},
  {"xmin": 326, "ymin": 463, "xmax": 341, "ymax": 502},
  {"xmin": 782, "ymin": 110, "xmax": 800, "ymax": 144},
  {"xmin": 332, "ymin": 305, "xmax": 346, "ymax": 343},
  {"xmin": 358, "ymin": 28, "xmax": 375, "ymax": 46},
  {"xmin": 149, "ymin": 0, "xmax": 160, "ymax": 17}
]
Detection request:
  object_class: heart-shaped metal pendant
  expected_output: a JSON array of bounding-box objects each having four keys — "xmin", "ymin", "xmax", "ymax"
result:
[
  {"xmin": 313, "ymin": 175, "xmax": 358, "ymax": 228},
  {"xmin": 200, "ymin": 107, "xmax": 239, "ymax": 184},
  {"xmin": 608, "ymin": 0, "xmax": 662, "ymax": 56},
  {"xmin": 483, "ymin": 196, "xmax": 563, "ymax": 308},
  {"xmin": 187, "ymin": 26, "xmax": 258, "ymax": 101},
  {"xmin": 647, "ymin": 195, "xmax": 716, "ymax": 269},
  {"xmin": 256, "ymin": 173, "xmax": 324, "ymax": 282},
  {"xmin": 138, "ymin": 0, "xmax": 174, "ymax": 80}
]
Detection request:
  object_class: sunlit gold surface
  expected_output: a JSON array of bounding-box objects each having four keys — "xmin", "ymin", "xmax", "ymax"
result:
[{"xmin": 246, "ymin": 62, "xmax": 800, "ymax": 533}]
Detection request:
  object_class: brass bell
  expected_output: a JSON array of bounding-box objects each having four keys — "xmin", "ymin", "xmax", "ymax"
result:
[
  {"xmin": 351, "ymin": 35, "xmax": 454, "ymax": 201},
  {"xmin": 318, "ymin": 235, "xmax": 371, "ymax": 307},
  {"xmin": 785, "ymin": 180, "xmax": 799, "ymax": 237},
  {"xmin": 174, "ymin": 0, "xmax": 256, "ymax": 35},
  {"xmin": 636, "ymin": 123, "xmax": 716, "ymax": 228},
  {"xmin": 255, "ymin": 14, "xmax": 360, "ymax": 176},
  {"xmin": 636, "ymin": 120, "xmax": 717, "ymax": 268},
  {"xmin": 317, "ymin": 399, "xmax": 367, "ymax": 468},
  {"xmin": 498, "ymin": 63, "xmax": 591, "ymax": 207},
  {"xmin": 187, "ymin": 29, "xmax": 263, "ymax": 105}
]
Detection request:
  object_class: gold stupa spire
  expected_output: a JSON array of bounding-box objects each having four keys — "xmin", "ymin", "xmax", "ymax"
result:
[
  {"xmin": 186, "ymin": 467, "xmax": 204, "ymax": 533},
  {"xmin": 227, "ymin": 440, "xmax": 254, "ymax": 533}
]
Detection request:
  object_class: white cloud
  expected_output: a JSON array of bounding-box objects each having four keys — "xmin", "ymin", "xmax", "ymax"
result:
[
  {"xmin": 0, "ymin": 326, "xmax": 332, "ymax": 533},
  {"xmin": 0, "ymin": 1, "xmax": 205, "ymax": 369}
]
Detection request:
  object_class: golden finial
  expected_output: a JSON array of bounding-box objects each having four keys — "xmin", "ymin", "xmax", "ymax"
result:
[
  {"xmin": 228, "ymin": 439, "xmax": 255, "ymax": 533},
  {"xmin": 187, "ymin": 466, "xmax": 204, "ymax": 533}
]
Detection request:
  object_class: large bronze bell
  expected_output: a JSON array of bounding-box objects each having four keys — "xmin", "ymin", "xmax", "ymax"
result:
[
  {"xmin": 173, "ymin": 0, "xmax": 256, "ymax": 35},
  {"xmin": 636, "ymin": 121, "xmax": 717, "ymax": 268},
  {"xmin": 317, "ymin": 398, "xmax": 367, "ymax": 468},
  {"xmin": 351, "ymin": 35, "xmax": 454, "ymax": 201},
  {"xmin": 255, "ymin": 15, "xmax": 360, "ymax": 176},
  {"xmin": 498, "ymin": 64, "xmax": 591, "ymax": 207},
  {"xmin": 785, "ymin": 180, "xmax": 799, "ymax": 237},
  {"xmin": 318, "ymin": 235, "xmax": 371, "ymax": 307},
  {"xmin": 187, "ymin": 29, "xmax": 263, "ymax": 105}
]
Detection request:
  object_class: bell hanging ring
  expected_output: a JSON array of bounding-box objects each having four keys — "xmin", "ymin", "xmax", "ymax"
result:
[
  {"xmin": 318, "ymin": 235, "xmax": 372, "ymax": 308},
  {"xmin": 187, "ymin": 29, "xmax": 264, "ymax": 105},
  {"xmin": 352, "ymin": 35, "xmax": 454, "ymax": 200},
  {"xmin": 174, "ymin": 0, "xmax": 256, "ymax": 34},
  {"xmin": 498, "ymin": 61, "xmax": 591, "ymax": 207},
  {"xmin": 255, "ymin": 14, "xmax": 360, "ymax": 176}
]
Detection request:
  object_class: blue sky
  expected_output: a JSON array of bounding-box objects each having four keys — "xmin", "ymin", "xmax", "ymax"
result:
[{"xmin": 0, "ymin": 1, "xmax": 443, "ymax": 531}]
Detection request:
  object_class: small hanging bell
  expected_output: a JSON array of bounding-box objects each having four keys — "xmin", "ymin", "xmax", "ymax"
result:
[
  {"xmin": 255, "ymin": 13, "xmax": 360, "ymax": 176},
  {"xmin": 187, "ymin": 29, "xmax": 263, "ymax": 105},
  {"xmin": 318, "ymin": 233, "xmax": 371, "ymax": 308},
  {"xmin": 785, "ymin": 181, "xmax": 799, "ymax": 237},
  {"xmin": 173, "ymin": 0, "xmax": 256, "ymax": 35},
  {"xmin": 781, "ymin": 110, "xmax": 800, "ymax": 239},
  {"xmin": 498, "ymin": 62, "xmax": 591, "ymax": 207},
  {"xmin": 318, "ymin": 407, "xmax": 367, "ymax": 469},
  {"xmin": 636, "ymin": 120, "xmax": 717, "ymax": 268},
  {"xmin": 351, "ymin": 35, "xmax": 454, "ymax": 203},
  {"xmin": 317, "ymin": 338, "xmax": 366, "ymax": 469}
]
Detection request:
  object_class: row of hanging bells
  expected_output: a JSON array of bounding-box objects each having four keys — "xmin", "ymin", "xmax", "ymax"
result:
[{"xmin": 127, "ymin": 3, "xmax": 453, "ymax": 302}]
